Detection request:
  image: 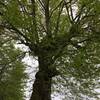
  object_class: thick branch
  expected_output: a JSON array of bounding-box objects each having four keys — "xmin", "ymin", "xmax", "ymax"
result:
[
  {"xmin": 31, "ymin": 0, "xmax": 39, "ymax": 43},
  {"xmin": 43, "ymin": 0, "xmax": 51, "ymax": 36}
]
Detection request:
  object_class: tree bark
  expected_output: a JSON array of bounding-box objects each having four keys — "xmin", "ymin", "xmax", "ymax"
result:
[
  {"xmin": 30, "ymin": 70, "xmax": 52, "ymax": 100},
  {"xmin": 30, "ymin": 57, "xmax": 52, "ymax": 100}
]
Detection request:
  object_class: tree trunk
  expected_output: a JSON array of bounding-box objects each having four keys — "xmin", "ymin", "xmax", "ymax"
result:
[
  {"xmin": 30, "ymin": 70, "xmax": 52, "ymax": 100},
  {"xmin": 30, "ymin": 57, "xmax": 52, "ymax": 100}
]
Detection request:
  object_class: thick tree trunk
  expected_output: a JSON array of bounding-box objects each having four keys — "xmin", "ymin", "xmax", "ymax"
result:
[
  {"xmin": 30, "ymin": 70, "xmax": 52, "ymax": 100},
  {"xmin": 30, "ymin": 57, "xmax": 52, "ymax": 100}
]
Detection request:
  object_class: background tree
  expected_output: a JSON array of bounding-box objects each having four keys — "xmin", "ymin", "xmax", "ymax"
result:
[
  {"xmin": 0, "ymin": 29, "xmax": 27, "ymax": 100},
  {"xmin": 0, "ymin": 0, "xmax": 100, "ymax": 100}
]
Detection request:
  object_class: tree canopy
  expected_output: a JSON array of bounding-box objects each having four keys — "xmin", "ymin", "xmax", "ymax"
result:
[
  {"xmin": 0, "ymin": 0, "xmax": 100, "ymax": 100},
  {"xmin": 0, "ymin": 30, "xmax": 27, "ymax": 100}
]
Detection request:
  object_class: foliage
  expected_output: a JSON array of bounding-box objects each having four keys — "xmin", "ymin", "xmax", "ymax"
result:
[
  {"xmin": 52, "ymin": 41, "xmax": 100, "ymax": 99},
  {"xmin": 0, "ymin": 0, "xmax": 100, "ymax": 100},
  {"xmin": 0, "ymin": 31, "xmax": 27, "ymax": 100}
]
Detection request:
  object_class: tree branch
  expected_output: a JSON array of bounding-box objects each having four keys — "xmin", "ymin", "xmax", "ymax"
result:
[
  {"xmin": 64, "ymin": 0, "xmax": 73, "ymax": 24},
  {"xmin": 43, "ymin": 0, "xmax": 51, "ymax": 36},
  {"xmin": 54, "ymin": 2, "xmax": 64, "ymax": 34},
  {"xmin": 49, "ymin": 0, "xmax": 64, "ymax": 18},
  {"xmin": 37, "ymin": 0, "xmax": 45, "ymax": 9},
  {"xmin": 31, "ymin": 0, "xmax": 39, "ymax": 43},
  {"xmin": 0, "ymin": 22, "xmax": 30, "ymax": 42}
]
